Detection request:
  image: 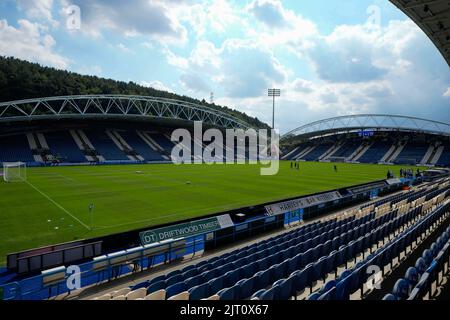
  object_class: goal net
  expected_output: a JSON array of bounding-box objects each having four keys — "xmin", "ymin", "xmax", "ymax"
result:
[
  {"xmin": 3, "ymin": 162, "xmax": 27, "ymax": 182},
  {"xmin": 328, "ymin": 156, "xmax": 347, "ymax": 163}
]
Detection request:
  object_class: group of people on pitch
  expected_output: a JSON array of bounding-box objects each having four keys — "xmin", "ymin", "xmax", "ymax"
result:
[{"xmin": 290, "ymin": 162, "xmax": 338, "ymax": 173}]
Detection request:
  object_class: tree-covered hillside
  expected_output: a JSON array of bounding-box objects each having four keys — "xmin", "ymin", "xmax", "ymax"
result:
[{"xmin": 0, "ymin": 56, "xmax": 269, "ymax": 129}]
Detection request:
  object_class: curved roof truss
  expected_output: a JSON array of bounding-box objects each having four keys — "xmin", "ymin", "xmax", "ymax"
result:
[
  {"xmin": 0, "ymin": 95, "xmax": 252, "ymax": 129},
  {"xmin": 282, "ymin": 114, "xmax": 450, "ymax": 140}
]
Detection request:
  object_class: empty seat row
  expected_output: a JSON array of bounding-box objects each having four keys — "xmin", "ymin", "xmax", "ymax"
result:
[
  {"xmin": 255, "ymin": 204, "xmax": 426, "ymax": 300},
  {"xmin": 311, "ymin": 201, "xmax": 449, "ymax": 300},
  {"xmin": 405, "ymin": 225, "xmax": 450, "ymax": 300},
  {"xmin": 128, "ymin": 213, "xmax": 375, "ymax": 301},
  {"xmin": 226, "ymin": 207, "xmax": 421, "ymax": 301}
]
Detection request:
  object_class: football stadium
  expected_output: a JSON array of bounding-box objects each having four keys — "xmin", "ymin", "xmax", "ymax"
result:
[{"xmin": 0, "ymin": 0, "xmax": 450, "ymax": 306}]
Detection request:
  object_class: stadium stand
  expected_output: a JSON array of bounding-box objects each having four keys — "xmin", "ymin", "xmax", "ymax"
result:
[
  {"xmin": 80, "ymin": 179, "xmax": 449, "ymax": 301},
  {"xmin": 117, "ymin": 131, "xmax": 165, "ymax": 161},
  {"xmin": 302, "ymin": 143, "xmax": 333, "ymax": 161},
  {"xmin": 0, "ymin": 134, "xmax": 35, "ymax": 163},
  {"xmin": 357, "ymin": 140, "xmax": 393, "ymax": 164},
  {"xmin": 394, "ymin": 142, "xmax": 430, "ymax": 165},
  {"xmin": 436, "ymin": 146, "xmax": 450, "ymax": 167},
  {"xmin": 44, "ymin": 131, "xmax": 87, "ymax": 163},
  {"xmin": 147, "ymin": 133, "xmax": 175, "ymax": 153},
  {"xmin": 328, "ymin": 140, "xmax": 362, "ymax": 160},
  {"xmin": 85, "ymin": 130, "xmax": 129, "ymax": 161}
]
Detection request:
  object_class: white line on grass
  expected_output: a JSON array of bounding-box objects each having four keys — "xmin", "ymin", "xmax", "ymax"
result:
[{"xmin": 24, "ymin": 180, "xmax": 91, "ymax": 230}]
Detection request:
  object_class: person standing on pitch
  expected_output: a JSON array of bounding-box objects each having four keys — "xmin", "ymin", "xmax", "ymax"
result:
[{"xmin": 334, "ymin": 165, "xmax": 338, "ymax": 173}]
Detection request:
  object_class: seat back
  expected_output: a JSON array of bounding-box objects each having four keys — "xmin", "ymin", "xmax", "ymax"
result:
[
  {"xmin": 392, "ymin": 279, "xmax": 409, "ymax": 300},
  {"xmin": 166, "ymin": 282, "xmax": 188, "ymax": 299},
  {"xmin": 189, "ymin": 283, "xmax": 210, "ymax": 300},
  {"xmin": 126, "ymin": 288, "xmax": 147, "ymax": 300},
  {"xmin": 144, "ymin": 289, "xmax": 166, "ymax": 300},
  {"xmin": 168, "ymin": 291, "xmax": 190, "ymax": 300}
]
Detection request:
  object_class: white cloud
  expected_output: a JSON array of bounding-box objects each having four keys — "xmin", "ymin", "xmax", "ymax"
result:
[
  {"xmin": 181, "ymin": 0, "xmax": 241, "ymax": 38},
  {"xmin": 218, "ymin": 16, "xmax": 450, "ymax": 132},
  {"xmin": 62, "ymin": 0, "xmax": 188, "ymax": 42},
  {"xmin": 0, "ymin": 19, "xmax": 69, "ymax": 69},
  {"xmin": 246, "ymin": 0, "xmax": 289, "ymax": 28},
  {"xmin": 116, "ymin": 43, "xmax": 131, "ymax": 53},
  {"xmin": 444, "ymin": 88, "xmax": 450, "ymax": 98},
  {"xmin": 245, "ymin": 0, "xmax": 318, "ymax": 52},
  {"xmin": 164, "ymin": 39, "xmax": 288, "ymax": 99},
  {"xmin": 164, "ymin": 48, "xmax": 189, "ymax": 69},
  {"xmin": 140, "ymin": 80, "xmax": 172, "ymax": 92},
  {"xmin": 17, "ymin": 0, "xmax": 54, "ymax": 22},
  {"xmin": 180, "ymin": 73, "xmax": 211, "ymax": 93}
]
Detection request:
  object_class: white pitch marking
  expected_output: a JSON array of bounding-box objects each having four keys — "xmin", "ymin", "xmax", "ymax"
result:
[{"xmin": 24, "ymin": 180, "xmax": 90, "ymax": 230}]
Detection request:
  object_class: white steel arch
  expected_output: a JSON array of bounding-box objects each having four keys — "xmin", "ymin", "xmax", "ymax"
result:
[
  {"xmin": 0, "ymin": 95, "xmax": 253, "ymax": 129},
  {"xmin": 282, "ymin": 114, "xmax": 450, "ymax": 140}
]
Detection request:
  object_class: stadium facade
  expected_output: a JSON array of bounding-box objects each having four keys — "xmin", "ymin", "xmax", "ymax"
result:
[
  {"xmin": 1, "ymin": 97, "xmax": 449, "ymax": 168},
  {"xmin": 282, "ymin": 115, "xmax": 450, "ymax": 167}
]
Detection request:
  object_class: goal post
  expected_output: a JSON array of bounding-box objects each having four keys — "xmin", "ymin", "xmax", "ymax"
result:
[
  {"xmin": 328, "ymin": 156, "xmax": 347, "ymax": 163},
  {"xmin": 3, "ymin": 162, "xmax": 27, "ymax": 182}
]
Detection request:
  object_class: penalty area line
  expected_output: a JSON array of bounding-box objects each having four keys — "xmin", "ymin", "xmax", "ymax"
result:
[{"xmin": 24, "ymin": 180, "xmax": 91, "ymax": 230}]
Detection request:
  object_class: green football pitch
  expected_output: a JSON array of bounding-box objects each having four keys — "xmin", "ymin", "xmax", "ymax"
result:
[{"xmin": 0, "ymin": 161, "xmax": 423, "ymax": 265}]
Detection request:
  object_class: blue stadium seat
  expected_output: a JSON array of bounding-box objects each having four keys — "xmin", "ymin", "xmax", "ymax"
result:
[
  {"xmin": 289, "ymin": 270, "xmax": 307, "ymax": 297},
  {"xmin": 320, "ymin": 280, "xmax": 337, "ymax": 295},
  {"xmin": 225, "ymin": 270, "xmax": 240, "ymax": 287},
  {"xmin": 202, "ymin": 270, "xmax": 217, "ymax": 283},
  {"xmin": 260, "ymin": 287, "xmax": 276, "ymax": 300},
  {"xmin": 325, "ymin": 251, "xmax": 337, "ymax": 276},
  {"xmin": 318, "ymin": 287, "xmax": 336, "ymax": 300},
  {"xmin": 415, "ymin": 258, "xmax": 427, "ymax": 275},
  {"xmin": 185, "ymin": 275, "xmax": 203, "ymax": 289},
  {"xmin": 422, "ymin": 250, "xmax": 433, "ymax": 266},
  {"xmin": 237, "ymin": 278, "xmax": 254, "ymax": 300},
  {"xmin": 166, "ymin": 282, "xmax": 188, "ymax": 299},
  {"xmin": 166, "ymin": 270, "xmax": 181, "ymax": 279},
  {"xmin": 335, "ymin": 274, "xmax": 351, "ymax": 300},
  {"xmin": 208, "ymin": 277, "xmax": 225, "ymax": 296},
  {"xmin": 147, "ymin": 280, "xmax": 166, "ymax": 295},
  {"xmin": 307, "ymin": 292, "xmax": 321, "ymax": 300},
  {"xmin": 217, "ymin": 287, "xmax": 236, "ymax": 300},
  {"xmin": 274, "ymin": 278, "xmax": 293, "ymax": 300},
  {"xmin": 189, "ymin": 283, "xmax": 210, "ymax": 300},
  {"xmin": 149, "ymin": 275, "xmax": 166, "ymax": 285},
  {"xmin": 404, "ymin": 267, "xmax": 419, "ymax": 290},
  {"xmin": 166, "ymin": 274, "xmax": 184, "ymax": 287},
  {"xmin": 312, "ymin": 256, "xmax": 327, "ymax": 283},
  {"xmin": 392, "ymin": 279, "xmax": 409, "ymax": 300},
  {"xmin": 130, "ymin": 281, "xmax": 150, "ymax": 291},
  {"xmin": 251, "ymin": 289, "xmax": 265, "ymax": 300},
  {"xmin": 382, "ymin": 294, "xmax": 397, "ymax": 300},
  {"xmin": 182, "ymin": 268, "xmax": 198, "ymax": 279}
]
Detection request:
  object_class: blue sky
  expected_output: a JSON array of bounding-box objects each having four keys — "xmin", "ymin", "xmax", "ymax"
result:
[{"xmin": 0, "ymin": 0, "xmax": 449, "ymax": 133}]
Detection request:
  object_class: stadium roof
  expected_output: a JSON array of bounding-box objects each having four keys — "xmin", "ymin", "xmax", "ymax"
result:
[
  {"xmin": 390, "ymin": 0, "xmax": 450, "ymax": 67},
  {"xmin": 282, "ymin": 114, "xmax": 450, "ymax": 140},
  {"xmin": 0, "ymin": 95, "xmax": 253, "ymax": 130}
]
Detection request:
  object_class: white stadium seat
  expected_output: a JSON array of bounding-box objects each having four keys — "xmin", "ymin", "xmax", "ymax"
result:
[
  {"xmin": 202, "ymin": 294, "xmax": 220, "ymax": 300},
  {"xmin": 111, "ymin": 287, "xmax": 131, "ymax": 298},
  {"xmin": 125, "ymin": 288, "xmax": 147, "ymax": 300},
  {"xmin": 167, "ymin": 291, "xmax": 189, "ymax": 300},
  {"xmin": 144, "ymin": 289, "xmax": 166, "ymax": 300}
]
